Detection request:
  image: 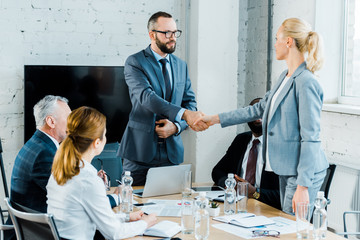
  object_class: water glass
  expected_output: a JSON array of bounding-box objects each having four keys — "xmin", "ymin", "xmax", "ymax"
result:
[
  {"xmin": 237, "ymin": 182, "xmax": 248, "ymax": 213},
  {"xmin": 182, "ymin": 170, "xmax": 192, "ymax": 197},
  {"xmin": 181, "ymin": 197, "xmax": 194, "ymax": 234},
  {"xmin": 296, "ymin": 202, "xmax": 311, "ymax": 239}
]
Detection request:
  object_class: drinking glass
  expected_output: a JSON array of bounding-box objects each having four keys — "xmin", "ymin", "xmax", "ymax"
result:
[
  {"xmin": 296, "ymin": 202, "xmax": 311, "ymax": 239},
  {"xmin": 182, "ymin": 170, "xmax": 192, "ymax": 197},
  {"xmin": 237, "ymin": 182, "xmax": 248, "ymax": 213}
]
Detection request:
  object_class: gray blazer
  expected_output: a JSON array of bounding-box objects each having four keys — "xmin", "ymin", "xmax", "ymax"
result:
[
  {"xmin": 219, "ymin": 62, "xmax": 328, "ymax": 187},
  {"xmin": 118, "ymin": 45, "xmax": 197, "ymax": 164}
]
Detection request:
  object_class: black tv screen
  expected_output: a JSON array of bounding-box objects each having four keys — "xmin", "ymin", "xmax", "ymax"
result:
[{"xmin": 24, "ymin": 65, "xmax": 132, "ymax": 144}]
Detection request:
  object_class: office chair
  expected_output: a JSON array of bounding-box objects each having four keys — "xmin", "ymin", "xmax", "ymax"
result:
[
  {"xmin": 337, "ymin": 211, "xmax": 360, "ymax": 238},
  {"xmin": 4, "ymin": 198, "xmax": 61, "ymax": 240},
  {"xmin": 0, "ymin": 140, "xmax": 9, "ymax": 198},
  {"xmin": 320, "ymin": 164, "xmax": 336, "ymax": 205},
  {"xmin": 92, "ymin": 142, "xmax": 123, "ymax": 187},
  {"xmin": 0, "ymin": 140, "xmax": 14, "ymax": 240}
]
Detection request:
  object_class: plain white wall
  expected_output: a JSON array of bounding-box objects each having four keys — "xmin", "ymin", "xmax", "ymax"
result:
[{"xmin": 185, "ymin": 0, "xmax": 239, "ymax": 182}]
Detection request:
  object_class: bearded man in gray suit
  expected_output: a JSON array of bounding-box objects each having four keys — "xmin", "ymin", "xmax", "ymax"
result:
[{"xmin": 118, "ymin": 11, "xmax": 207, "ymax": 185}]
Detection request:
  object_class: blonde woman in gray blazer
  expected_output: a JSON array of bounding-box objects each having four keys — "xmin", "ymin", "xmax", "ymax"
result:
[{"xmin": 188, "ymin": 18, "xmax": 329, "ymax": 214}]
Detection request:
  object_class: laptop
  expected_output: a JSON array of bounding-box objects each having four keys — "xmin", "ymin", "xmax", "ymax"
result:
[{"xmin": 133, "ymin": 164, "xmax": 191, "ymax": 198}]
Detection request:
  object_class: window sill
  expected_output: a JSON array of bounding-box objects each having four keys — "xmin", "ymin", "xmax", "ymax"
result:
[{"xmin": 323, "ymin": 103, "xmax": 360, "ymax": 116}]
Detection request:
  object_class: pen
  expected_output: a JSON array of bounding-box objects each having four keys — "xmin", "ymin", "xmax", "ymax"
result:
[
  {"xmin": 116, "ymin": 179, "xmax": 122, "ymax": 185},
  {"xmin": 144, "ymin": 212, "xmax": 149, "ymax": 215},
  {"xmin": 134, "ymin": 202, "xmax": 156, "ymax": 206},
  {"xmin": 217, "ymin": 194, "xmax": 224, "ymax": 197}
]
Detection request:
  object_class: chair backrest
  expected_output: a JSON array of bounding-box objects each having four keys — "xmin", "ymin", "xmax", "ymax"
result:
[
  {"xmin": 91, "ymin": 142, "xmax": 122, "ymax": 187},
  {"xmin": 0, "ymin": 140, "xmax": 9, "ymax": 198},
  {"xmin": 319, "ymin": 164, "xmax": 336, "ymax": 200},
  {"xmin": 4, "ymin": 198, "xmax": 60, "ymax": 240}
]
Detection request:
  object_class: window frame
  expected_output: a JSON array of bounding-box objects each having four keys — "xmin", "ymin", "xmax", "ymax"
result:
[{"xmin": 339, "ymin": 0, "xmax": 360, "ymax": 106}]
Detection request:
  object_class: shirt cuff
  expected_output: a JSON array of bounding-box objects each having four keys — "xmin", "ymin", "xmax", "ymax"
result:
[{"xmin": 174, "ymin": 108, "xmax": 186, "ymax": 135}]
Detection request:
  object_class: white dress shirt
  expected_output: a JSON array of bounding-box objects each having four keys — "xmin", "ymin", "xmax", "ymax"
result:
[
  {"xmin": 240, "ymin": 135, "xmax": 264, "ymax": 188},
  {"xmin": 46, "ymin": 160, "xmax": 147, "ymax": 240}
]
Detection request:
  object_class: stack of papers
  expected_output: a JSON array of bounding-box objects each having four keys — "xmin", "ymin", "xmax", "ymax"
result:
[
  {"xmin": 140, "ymin": 199, "xmax": 182, "ymax": 217},
  {"xmin": 212, "ymin": 216, "xmax": 300, "ymax": 239},
  {"xmin": 213, "ymin": 213, "xmax": 275, "ymax": 228}
]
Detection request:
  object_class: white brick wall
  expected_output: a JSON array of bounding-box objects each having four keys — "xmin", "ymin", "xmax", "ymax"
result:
[{"xmin": 0, "ymin": 0, "xmax": 184, "ymax": 203}]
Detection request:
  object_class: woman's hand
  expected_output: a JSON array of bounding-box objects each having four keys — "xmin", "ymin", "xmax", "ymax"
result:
[
  {"xmin": 129, "ymin": 211, "xmax": 144, "ymax": 221},
  {"xmin": 141, "ymin": 213, "xmax": 157, "ymax": 228},
  {"xmin": 292, "ymin": 185, "xmax": 309, "ymax": 213}
]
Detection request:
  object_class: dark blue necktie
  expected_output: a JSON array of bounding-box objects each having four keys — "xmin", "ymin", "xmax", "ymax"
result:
[{"xmin": 159, "ymin": 58, "xmax": 172, "ymax": 102}]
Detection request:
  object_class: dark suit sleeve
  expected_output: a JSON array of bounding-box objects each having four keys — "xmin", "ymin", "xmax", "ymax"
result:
[
  {"xmin": 212, "ymin": 132, "xmax": 251, "ymax": 187},
  {"xmin": 125, "ymin": 55, "xmax": 182, "ymax": 122},
  {"xmin": 178, "ymin": 64, "xmax": 197, "ymax": 132},
  {"xmin": 31, "ymin": 149, "xmax": 55, "ymax": 191},
  {"xmin": 259, "ymin": 171, "xmax": 281, "ymax": 210}
]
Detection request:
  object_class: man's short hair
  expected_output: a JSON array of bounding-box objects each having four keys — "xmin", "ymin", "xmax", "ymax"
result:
[
  {"xmin": 147, "ymin": 11, "xmax": 173, "ymax": 31},
  {"xmin": 33, "ymin": 95, "xmax": 69, "ymax": 128}
]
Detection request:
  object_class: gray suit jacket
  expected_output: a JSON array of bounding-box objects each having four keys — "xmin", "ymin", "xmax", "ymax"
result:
[
  {"xmin": 118, "ymin": 45, "xmax": 197, "ymax": 164},
  {"xmin": 219, "ymin": 62, "xmax": 328, "ymax": 187}
]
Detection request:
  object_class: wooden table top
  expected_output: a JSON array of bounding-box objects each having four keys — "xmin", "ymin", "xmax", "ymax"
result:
[{"xmin": 111, "ymin": 185, "xmax": 344, "ymax": 240}]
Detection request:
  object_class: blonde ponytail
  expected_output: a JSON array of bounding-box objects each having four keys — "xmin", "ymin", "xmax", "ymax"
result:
[
  {"xmin": 51, "ymin": 106, "xmax": 106, "ymax": 185},
  {"xmin": 306, "ymin": 31, "xmax": 324, "ymax": 73},
  {"xmin": 282, "ymin": 18, "xmax": 324, "ymax": 73}
]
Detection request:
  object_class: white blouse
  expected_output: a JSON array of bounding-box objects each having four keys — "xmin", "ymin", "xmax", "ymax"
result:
[{"xmin": 46, "ymin": 160, "xmax": 147, "ymax": 240}]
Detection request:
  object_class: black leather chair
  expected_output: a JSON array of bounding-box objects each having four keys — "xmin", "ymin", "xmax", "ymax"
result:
[
  {"xmin": 4, "ymin": 198, "xmax": 60, "ymax": 240},
  {"xmin": 320, "ymin": 164, "xmax": 336, "ymax": 206},
  {"xmin": 91, "ymin": 142, "xmax": 123, "ymax": 187}
]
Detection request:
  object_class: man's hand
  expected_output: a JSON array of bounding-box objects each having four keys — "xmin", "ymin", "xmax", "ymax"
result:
[
  {"xmin": 292, "ymin": 185, "xmax": 309, "ymax": 214},
  {"xmin": 234, "ymin": 174, "xmax": 256, "ymax": 197},
  {"xmin": 182, "ymin": 110, "xmax": 209, "ymax": 132},
  {"xmin": 155, "ymin": 119, "xmax": 177, "ymax": 138}
]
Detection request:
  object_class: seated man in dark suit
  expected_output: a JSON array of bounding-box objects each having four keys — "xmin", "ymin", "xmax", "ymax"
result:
[
  {"xmin": 6, "ymin": 95, "xmax": 118, "ymax": 240},
  {"xmin": 212, "ymin": 98, "xmax": 281, "ymax": 210}
]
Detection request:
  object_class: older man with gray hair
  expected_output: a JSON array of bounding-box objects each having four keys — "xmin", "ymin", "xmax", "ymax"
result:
[{"xmin": 10, "ymin": 95, "xmax": 71, "ymax": 213}]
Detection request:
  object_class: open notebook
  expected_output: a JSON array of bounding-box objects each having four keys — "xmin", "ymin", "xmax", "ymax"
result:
[
  {"xmin": 213, "ymin": 213, "xmax": 275, "ymax": 228},
  {"xmin": 143, "ymin": 221, "xmax": 181, "ymax": 238}
]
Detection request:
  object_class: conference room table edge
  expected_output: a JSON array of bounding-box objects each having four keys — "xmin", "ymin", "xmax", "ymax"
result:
[{"xmin": 109, "ymin": 183, "xmax": 344, "ymax": 240}]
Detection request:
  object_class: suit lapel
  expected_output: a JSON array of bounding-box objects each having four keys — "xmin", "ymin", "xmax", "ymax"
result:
[
  {"xmin": 144, "ymin": 46, "xmax": 166, "ymax": 99},
  {"xmin": 169, "ymin": 54, "xmax": 178, "ymax": 103},
  {"xmin": 267, "ymin": 62, "xmax": 307, "ymax": 121}
]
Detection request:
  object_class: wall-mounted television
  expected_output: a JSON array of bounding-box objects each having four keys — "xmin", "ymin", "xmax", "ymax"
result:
[{"xmin": 24, "ymin": 65, "xmax": 132, "ymax": 144}]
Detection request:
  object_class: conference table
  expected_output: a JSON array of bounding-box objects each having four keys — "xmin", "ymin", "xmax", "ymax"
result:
[{"xmin": 112, "ymin": 184, "xmax": 344, "ymax": 240}]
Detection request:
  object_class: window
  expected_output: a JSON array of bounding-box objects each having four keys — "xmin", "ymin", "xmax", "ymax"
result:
[{"xmin": 340, "ymin": 0, "xmax": 360, "ymax": 105}]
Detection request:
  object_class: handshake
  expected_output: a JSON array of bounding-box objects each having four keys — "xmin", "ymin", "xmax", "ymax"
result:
[{"xmin": 182, "ymin": 110, "xmax": 220, "ymax": 132}]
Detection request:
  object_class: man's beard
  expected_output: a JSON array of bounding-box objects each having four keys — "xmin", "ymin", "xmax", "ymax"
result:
[
  {"xmin": 248, "ymin": 121, "xmax": 262, "ymax": 136},
  {"xmin": 155, "ymin": 37, "xmax": 176, "ymax": 54}
]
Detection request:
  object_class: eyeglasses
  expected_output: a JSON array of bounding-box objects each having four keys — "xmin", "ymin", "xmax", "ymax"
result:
[
  {"xmin": 252, "ymin": 230, "xmax": 280, "ymax": 238},
  {"xmin": 152, "ymin": 30, "xmax": 182, "ymax": 38}
]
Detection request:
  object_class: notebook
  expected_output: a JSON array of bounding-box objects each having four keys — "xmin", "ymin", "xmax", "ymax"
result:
[
  {"xmin": 133, "ymin": 164, "xmax": 191, "ymax": 198},
  {"xmin": 213, "ymin": 214, "xmax": 275, "ymax": 228}
]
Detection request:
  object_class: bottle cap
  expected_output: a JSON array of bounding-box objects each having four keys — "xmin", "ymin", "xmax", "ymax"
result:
[
  {"xmin": 199, "ymin": 192, "xmax": 206, "ymax": 197},
  {"xmin": 228, "ymin": 173, "xmax": 234, "ymax": 178},
  {"xmin": 125, "ymin": 171, "xmax": 131, "ymax": 176},
  {"xmin": 317, "ymin": 191, "xmax": 324, "ymax": 198}
]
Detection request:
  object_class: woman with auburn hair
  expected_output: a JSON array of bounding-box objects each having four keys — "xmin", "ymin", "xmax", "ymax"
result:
[
  {"xmin": 46, "ymin": 106, "xmax": 156, "ymax": 240},
  {"xmin": 194, "ymin": 18, "xmax": 328, "ymax": 214}
]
